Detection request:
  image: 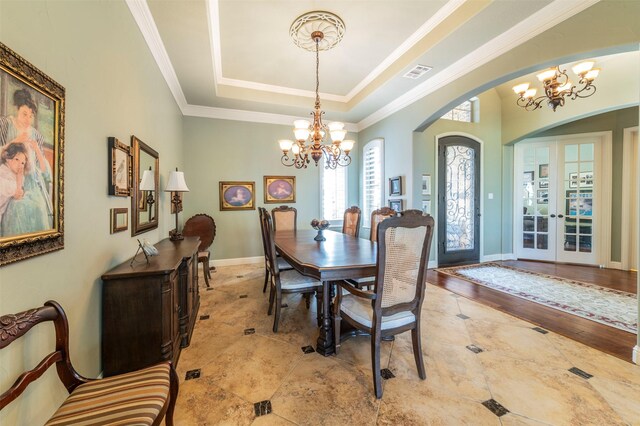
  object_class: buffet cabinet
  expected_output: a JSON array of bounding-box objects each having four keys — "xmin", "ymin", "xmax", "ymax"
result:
[{"xmin": 101, "ymin": 237, "xmax": 200, "ymax": 376}]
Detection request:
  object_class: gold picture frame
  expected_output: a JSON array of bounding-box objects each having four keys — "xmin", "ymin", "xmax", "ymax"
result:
[
  {"xmin": 264, "ymin": 176, "xmax": 295, "ymax": 203},
  {"xmin": 110, "ymin": 208, "xmax": 128, "ymax": 233},
  {"xmin": 219, "ymin": 181, "xmax": 255, "ymax": 211},
  {"xmin": 108, "ymin": 137, "xmax": 132, "ymax": 196},
  {"xmin": 0, "ymin": 42, "xmax": 65, "ymax": 266}
]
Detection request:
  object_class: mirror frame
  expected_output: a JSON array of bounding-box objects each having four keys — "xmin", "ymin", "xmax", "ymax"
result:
[{"xmin": 131, "ymin": 135, "xmax": 159, "ymax": 236}]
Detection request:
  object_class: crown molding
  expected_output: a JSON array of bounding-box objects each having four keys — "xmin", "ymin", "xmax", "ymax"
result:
[
  {"xmin": 357, "ymin": 0, "xmax": 600, "ymax": 131},
  {"xmin": 125, "ymin": 0, "xmax": 187, "ymax": 111},
  {"xmin": 182, "ymin": 104, "xmax": 358, "ymax": 132},
  {"xmin": 217, "ymin": 76, "xmax": 347, "ymax": 103}
]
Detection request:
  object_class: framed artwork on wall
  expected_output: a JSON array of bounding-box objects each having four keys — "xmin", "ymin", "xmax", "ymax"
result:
[
  {"xmin": 421, "ymin": 174, "xmax": 431, "ymax": 196},
  {"xmin": 264, "ymin": 176, "xmax": 295, "ymax": 203},
  {"xmin": 388, "ymin": 199, "xmax": 403, "ymax": 211},
  {"xmin": 219, "ymin": 181, "xmax": 255, "ymax": 211},
  {"xmin": 108, "ymin": 137, "xmax": 132, "ymax": 196},
  {"xmin": 110, "ymin": 208, "xmax": 128, "ymax": 233},
  {"xmin": 421, "ymin": 200, "xmax": 431, "ymax": 215},
  {"xmin": 0, "ymin": 42, "xmax": 65, "ymax": 266},
  {"xmin": 389, "ymin": 176, "xmax": 402, "ymax": 196},
  {"xmin": 539, "ymin": 164, "xmax": 549, "ymax": 179}
]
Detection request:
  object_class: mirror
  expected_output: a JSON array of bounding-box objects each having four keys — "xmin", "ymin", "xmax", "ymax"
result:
[{"xmin": 131, "ymin": 135, "xmax": 159, "ymax": 236}]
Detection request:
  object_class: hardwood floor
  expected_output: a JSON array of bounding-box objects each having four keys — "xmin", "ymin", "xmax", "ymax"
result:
[{"xmin": 426, "ymin": 260, "xmax": 638, "ymax": 362}]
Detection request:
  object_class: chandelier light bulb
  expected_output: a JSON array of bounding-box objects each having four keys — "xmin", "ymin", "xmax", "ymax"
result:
[
  {"xmin": 330, "ymin": 128, "xmax": 347, "ymax": 142},
  {"xmin": 572, "ymin": 61, "xmax": 594, "ymax": 76},
  {"xmin": 341, "ymin": 140, "xmax": 355, "ymax": 153},
  {"xmin": 536, "ymin": 68, "xmax": 557, "ymax": 82},
  {"xmin": 291, "ymin": 144, "xmax": 301, "ymax": 156},
  {"xmin": 557, "ymin": 81, "xmax": 572, "ymax": 93},
  {"xmin": 523, "ymin": 89, "xmax": 537, "ymax": 99},
  {"xmin": 294, "ymin": 127, "xmax": 310, "ymax": 141},
  {"xmin": 279, "ymin": 139, "xmax": 294, "ymax": 152},
  {"xmin": 584, "ymin": 68, "xmax": 599, "ymax": 80},
  {"xmin": 512, "ymin": 83, "xmax": 530, "ymax": 95}
]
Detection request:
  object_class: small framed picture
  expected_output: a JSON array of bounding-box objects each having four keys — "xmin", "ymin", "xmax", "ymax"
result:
[
  {"xmin": 108, "ymin": 137, "xmax": 132, "ymax": 196},
  {"xmin": 421, "ymin": 174, "xmax": 431, "ymax": 196},
  {"xmin": 523, "ymin": 171, "xmax": 534, "ymax": 183},
  {"xmin": 580, "ymin": 171, "xmax": 594, "ymax": 188},
  {"xmin": 110, "ymin": 208, "xmax": 128, "ymax": 233},
  {"xmin": 389, "ymin": 176, "xmax": 402, "ymax": 196},
  {"xmin": 170, "ymin": 192, "xmax": 183, "ymax": 214},
  {"xmin": 421, "ymin": 200, "xmax": 431, "ymax": 215},
  {"xmin": 388, "ymin": 199, "xmax": 403, "ymax": 211},
  {"xmin": 537, "ymin": 190, "xmax": 548, "ymax": 204},
  {"xmin": 539, "ymin": 180, "xmax": 549, "ymax": 189},
  {"xmin": 569, "ymin": 172, "xmax": 578, "ymax": 188},
  {"xmin": 539, "ymin": 164, "xmax": 549, "ymax": 179},
  {"xmin": 264, "ymin": 176, "xmax": 295, "ymax": 203},
  {"xmin": 219, "ymin": 181, "xmax": 255, "ymax": 211}
]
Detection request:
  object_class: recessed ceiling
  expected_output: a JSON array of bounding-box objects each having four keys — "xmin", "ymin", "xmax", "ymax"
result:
[{"xmin": 131, "ymin": 0, "xmax": 603, "ymax": 129}]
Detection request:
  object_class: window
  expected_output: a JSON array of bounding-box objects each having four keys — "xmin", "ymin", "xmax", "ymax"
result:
[
  {"xmin": 320, "ymin": 162, "xmax": 347, "ymax": 223},
  {"xmin": 441, "ymin": 98, "xmax": 478, "ymax": 122},
  {"xmin": 362, "ymin": 139, "xmax": 384, "ymax": 228}
]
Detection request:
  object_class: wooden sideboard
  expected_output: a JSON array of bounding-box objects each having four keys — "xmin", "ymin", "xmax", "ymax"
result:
[{"xmin": 101, "ymin": 237, "xmax": 200, "ymax": 376}]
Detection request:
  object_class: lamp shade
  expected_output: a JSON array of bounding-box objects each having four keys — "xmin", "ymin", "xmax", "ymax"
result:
[
  {"xmin": 139, "ymin": 168, "xmax": 155, "ymax": 191},
  {"xmin": 165, "ymin": 170, "xmax": 190, "ymax": 192}
]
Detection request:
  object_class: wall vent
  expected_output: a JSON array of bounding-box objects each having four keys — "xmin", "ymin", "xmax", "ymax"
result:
[{"xmin": 403, "ymin": 64, "xmax": 433, "ymax": 79}]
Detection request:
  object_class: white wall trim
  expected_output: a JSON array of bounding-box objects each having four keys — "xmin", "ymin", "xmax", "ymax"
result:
[
  {"xmin": 608, "ymin": 261, "xmax": 623, "ymax": 270},
  {"xmin": 621, "ymin": 126, "xmax": 639, "ymax": 271},
  {"xmin": 125, "ymin": 0, "xmax": 187, "ymax": 111},
  {"xmin": 633, "ymin": 345, "xmax": 639, "ymax": 365},
  {"xmin": 501, "ymin": 253, "xmax": 517, "ymax": 261},
  {"xmin": 428, "ymin": 260, "xmax": 438, "ymax": 269},
  {"xmin": 356, "ymin": 0, "xmax": 599, "ymax": 131},
  {"xmin": 210, "ymin": 256, "xmax": 263, "ymax": 267},
  {"xmin": 434, "ymin": 133, "xmax": 485, "ymax": 267}
]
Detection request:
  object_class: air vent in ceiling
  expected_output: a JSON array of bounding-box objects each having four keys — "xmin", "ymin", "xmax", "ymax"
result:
[{"xmin": 403, "ymin": 64, "xmax": 433, "ymax": 79}]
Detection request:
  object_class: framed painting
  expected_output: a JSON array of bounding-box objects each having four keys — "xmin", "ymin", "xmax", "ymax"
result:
[
  {"xmin": 0, "ymin": 42, "xmax": 65, "ymax": 266},
  {"xmin": 388, "ymin": 199, "xmax": 403, "ymax": 211},
  {"xmin": 110, "ymin": 208, "xmax": 128, "ymax": 234},
  {"xmin": 220, "ymin": 181, "xmax": 255, "ymax": 211},
  {"xmin": 108, "ymin": 136, "xmax": 132, "ymax": 196},
  {"xmin": 170, "ymin": 191, "xmax": 183, "ymax": 214},
  {"xmin": 264, "ymin": 176, "xmax": 295, "ymax": 203},
  {"xmin": 539, "ymin": 164, "xmax": 549, "ymax": 179},
  {"xmin": 421, "ymin": 174, "xmax": 431, "ymax": 196},
  {"xmin": 421, "ymin": 200, "xmax": 431, "ymax": 215},
  {"xmin": 536, "ymin": 190, "xmax": 548, "ymax": 204},
  {"xmin": 389, "ymin": 176, "xmax": 402, "ymax": 196}
]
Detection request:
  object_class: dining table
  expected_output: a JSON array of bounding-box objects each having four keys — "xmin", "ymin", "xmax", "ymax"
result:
[{"xmin": 274, "ymin": 229, "xmax": 377, "ymax": 356}]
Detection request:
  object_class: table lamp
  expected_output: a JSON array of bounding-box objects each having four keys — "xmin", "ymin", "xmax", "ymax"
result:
[
  {"xmin": 165, "ymin": 167, "xmax": 190, "ymax": 241},
  {"xmin": 139, "ymin": 167, "xmax": 156, "ymax": 221}
]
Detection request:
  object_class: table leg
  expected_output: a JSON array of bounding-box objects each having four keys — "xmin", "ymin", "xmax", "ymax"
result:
[{"xmin": 316, "ymin": 280, "xmax": 335, "ymax": 356}]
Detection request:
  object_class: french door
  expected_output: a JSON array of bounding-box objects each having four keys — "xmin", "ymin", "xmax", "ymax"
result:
[
  {"xmin": 515, "ymin": 134, "xmax": 608, "ymax": 265},
  {"xmin": 437, "ymin": 136, "xmax": 480, "ymax": 266}
]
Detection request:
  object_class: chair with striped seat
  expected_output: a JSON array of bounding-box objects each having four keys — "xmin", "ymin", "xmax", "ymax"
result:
[
  {"xmin": 262, "ymin": 211, "xmax": 322, "ymax": 332},
  {"xmin": 0, "ymin": 301, "xmax": 178, "ymax": 425},
  {"xmin": 333, "ymin": 210, "xmax": 434, "ymax": 399}
]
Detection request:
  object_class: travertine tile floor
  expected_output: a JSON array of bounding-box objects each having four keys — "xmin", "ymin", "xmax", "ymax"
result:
[{"xmin": 175, "ymin": 264, "xmax": 640, "ymax": 425}]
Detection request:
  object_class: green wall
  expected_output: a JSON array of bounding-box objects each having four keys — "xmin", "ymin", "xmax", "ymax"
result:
[
  {"xmin": 0, "ymin": 2, "xmax": 183, "ymax": 424},
  {"xmin": 182, "ymin": 116, "xmax": 359, "ymax": 261},
  {"xmin": 532, "ymin": 107, "xmax": 639, "ymax": 262}
]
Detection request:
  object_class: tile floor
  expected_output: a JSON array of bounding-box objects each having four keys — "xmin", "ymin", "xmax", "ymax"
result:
[{"xmin": 175, "ymin": 264, "xmax": 640, "ymax": 425}]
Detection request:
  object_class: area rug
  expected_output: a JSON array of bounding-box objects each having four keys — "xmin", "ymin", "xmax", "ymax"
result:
[{"xmin": 437, "ymin": 263, "xmax": 637, "ymax": 334}]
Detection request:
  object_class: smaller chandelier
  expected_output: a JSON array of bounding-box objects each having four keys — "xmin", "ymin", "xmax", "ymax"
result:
[
  {"xmin": 512, "ymin": 61, "xmax": 600, "ymax": 112},
  {"xmin": 278, "ymin": 11, "xmax": 354, "ymax": 169}
]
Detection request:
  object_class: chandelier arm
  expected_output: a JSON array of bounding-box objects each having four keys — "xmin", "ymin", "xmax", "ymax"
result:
[{"xmin": 572, "ymin": 81, "xmax": 597, "ymax": 99}]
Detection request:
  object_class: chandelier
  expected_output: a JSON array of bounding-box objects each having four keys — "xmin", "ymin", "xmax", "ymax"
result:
[
  {"xmin": 278, "ymin": 11, "xmax": 354, "ymax": 169},
  {"xmin": 512, "ymin": 61, "xmax": 600, "ymax": 112}
]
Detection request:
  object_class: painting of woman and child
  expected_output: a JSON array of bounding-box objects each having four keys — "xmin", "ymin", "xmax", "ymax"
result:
[
  {"xmin": 219, "ymin": 181, "xmax": 255, "ymax": 211},
  {"xmin": 1, "ymin": 42, "xmax": 64, "ymax": 266}
]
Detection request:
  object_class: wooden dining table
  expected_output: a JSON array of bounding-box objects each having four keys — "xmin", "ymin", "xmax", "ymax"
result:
[{"xmin": 274, "ymin": 229, "xmax": 377, "ymax": 356}]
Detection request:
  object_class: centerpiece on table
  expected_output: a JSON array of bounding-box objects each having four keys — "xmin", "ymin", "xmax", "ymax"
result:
[{"xmin": 310, "ymin": 219, "xmax": 330, "ymax": 241}]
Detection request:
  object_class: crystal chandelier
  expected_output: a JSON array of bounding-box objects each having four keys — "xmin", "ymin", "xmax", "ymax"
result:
[
  {"xmin": 278, "ymin": 11, "xmax": 354, "ymax": 169},
  {"xmin": 512, "ymin": 61, "xmax": 600, "ymax": 112}
]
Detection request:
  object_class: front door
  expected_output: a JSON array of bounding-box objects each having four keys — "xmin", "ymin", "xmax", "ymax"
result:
[{"xmin": 437, "ymin": 136, "xmax": 481, "ymax": 266}]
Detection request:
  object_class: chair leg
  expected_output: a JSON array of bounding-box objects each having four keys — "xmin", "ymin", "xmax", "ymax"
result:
[
  {"xmin": 371, "ymin": 329, "xmax": 383, "ymax": 399},
  {"xmin": 304, "ymin": 292, "xmax": 311, "ymax": 309},
  {"xmin": 165, "ymin": 363, "xmax": 179, "ymax": 426},
  {"xmin": 273, "ymin": 291, "xmax": 282, "ymax": 333},
  {"xmin": 411, "ymin": 323, "xmax": 426, "ymax": 380},
  {"xmin": 267, "ymin": 281, "xmax": 275, "ymax": 315},
  {"xmin": 202, "ymin": 261, "xmax": 210, "ymax": 288},
  {"xmin": 332, "ymin": 288, "xmax": 342, "ymax": 353},
  {"xmin": 262, "ymin": 266, "xmax": 270, "ymax": 293}
]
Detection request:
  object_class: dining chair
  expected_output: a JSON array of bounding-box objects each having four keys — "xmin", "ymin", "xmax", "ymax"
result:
[
  {"xmin": 181, "ymin": 213, "xmax": 216, "ymax": 287},
  {"xmin": 262, "ymin": 211, "xmax": 322, "ymax": 332},
  {"xmin": 258, "ymin": 207, "xmax": 293, "ymax": 293},
  {"xmin": 348, "ymin": 206, "xmax": 397, "ymax": 289},
  {"xmin": 332, "ymin": 209, "xmax": 434, "ymax": 399},
  {"xmin": 271, "ymin": 205, "xmax": 297, "ymax": 231},
  {"xmin": 341, "ymin": 206, "xmax": 361, "ymax": 237}
]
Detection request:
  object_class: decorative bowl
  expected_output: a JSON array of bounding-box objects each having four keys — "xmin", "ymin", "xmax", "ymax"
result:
[{"xmin": 310, "ymin": 219, "xmax": 330, "ymax": 241}]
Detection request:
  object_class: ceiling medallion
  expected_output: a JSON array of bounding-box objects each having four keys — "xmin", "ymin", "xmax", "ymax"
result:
[{"xmin": 290, "ymin": 11, "xmax": 346, "ymax": 52}]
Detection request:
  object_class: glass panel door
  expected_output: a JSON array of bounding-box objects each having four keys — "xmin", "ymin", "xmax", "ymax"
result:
[{"xmin": 438, "ymin": 136, "xmax": 480, "ymax": 266}]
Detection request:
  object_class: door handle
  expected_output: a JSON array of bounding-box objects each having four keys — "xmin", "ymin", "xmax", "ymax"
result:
[
  {"xmin": 558, "ymin": 214, "xmax": 564, "ymax": 218},
  {"xmin": 550, "ymin": 214, "xmax": 556, "ymax": 218}
]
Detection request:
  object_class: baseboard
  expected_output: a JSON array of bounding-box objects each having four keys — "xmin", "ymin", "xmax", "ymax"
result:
[
  {"xmin": 501, "ymin": 253, "xmax": 517, "ymax": 260},
  {"xmin": 480, "ymin": 253, "xmax": 517, "ymax": 262},
  {"xmin": 210, "ymin": 256, "xmax": 263, "ymax": 267},
  {"xmin": 428, "ymin": 260, "xmax": 437, "ymax": 269},
  {"xmin": 633, "ymin": 345, "xmax": 639, "ymax": 365}
]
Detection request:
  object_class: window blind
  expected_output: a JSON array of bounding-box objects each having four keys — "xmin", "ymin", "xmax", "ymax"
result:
[{"xmin": 362, "ymin": 140, "xmax": 382, "ymax": 227}]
